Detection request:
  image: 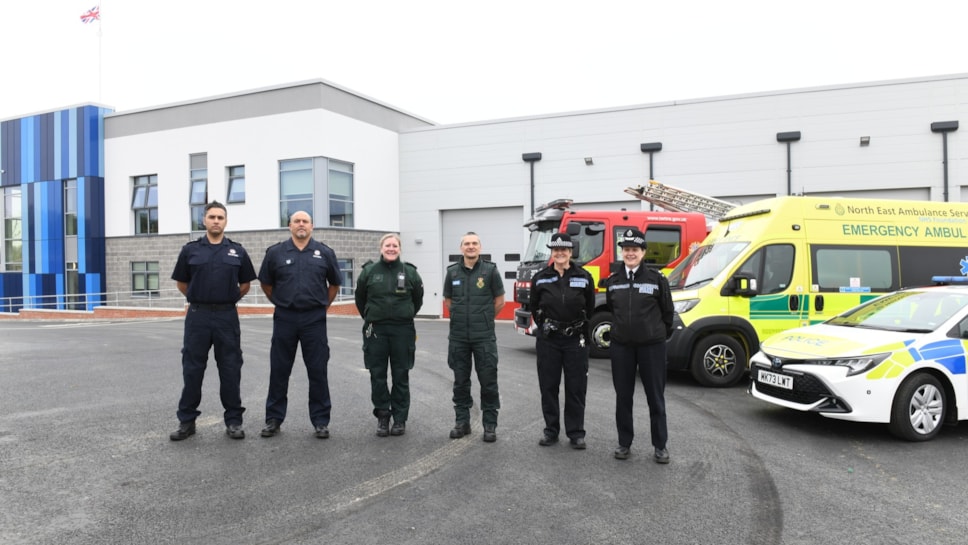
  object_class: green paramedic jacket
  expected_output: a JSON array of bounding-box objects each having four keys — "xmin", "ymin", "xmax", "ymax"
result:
[
  {"xmin": 443, "ymin": 258, "xmax": 504, "ymax": 343},
  {"xmin": 355, "ymin": 258, "xmax": 424, "ymax": 324}
]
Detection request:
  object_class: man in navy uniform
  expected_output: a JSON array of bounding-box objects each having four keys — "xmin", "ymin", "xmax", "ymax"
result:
[
  {"xmin": 258, "ymin": 211, "xmax": 342, "ymax": 439},
  {"xmin": 170, "ymin": 201, "xmax": 257, "ymax": 441}
]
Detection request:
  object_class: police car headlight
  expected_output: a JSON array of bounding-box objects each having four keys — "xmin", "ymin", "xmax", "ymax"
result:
[
  {"xmin": 674, "ymin": 299, "xmax": 699, "ymax": 314},
  {"xmin": 806, "ymin": 353, "xmax": 890, "ymax": 376}
]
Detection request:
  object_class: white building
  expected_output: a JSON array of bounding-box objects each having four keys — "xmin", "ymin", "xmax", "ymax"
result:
[{"xmin": 100, "ymin": 74, "xmax": 966, "ymax": 316}]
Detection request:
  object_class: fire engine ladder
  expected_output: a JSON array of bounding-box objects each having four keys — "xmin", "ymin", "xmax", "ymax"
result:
[{"xmin": 625, "ymin": 180, "xmax": 737, "ymax": 220}]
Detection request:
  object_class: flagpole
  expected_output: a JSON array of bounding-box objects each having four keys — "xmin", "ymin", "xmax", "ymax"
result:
[{"xmin": 98, "ymin": 3, "xmax": 103, "ymax": 103}]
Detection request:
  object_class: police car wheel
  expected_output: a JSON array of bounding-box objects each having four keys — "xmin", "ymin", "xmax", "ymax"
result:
[
  {"xmin": 587, "ymin": 311, "xmax": 611, "ymax": 359},
  {"xmin": 888, "ymin": 372, "xmax": 946, "ymax": 442},
  {"xmin": 690, "ymin": 334, "xmax": 746, "ymax": 388}
]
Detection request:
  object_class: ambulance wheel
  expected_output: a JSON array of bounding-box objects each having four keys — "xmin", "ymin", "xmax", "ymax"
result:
[
  {"xmin": 889, "ymin": 372, "xmax": 946, "ymax": 441},
  {"xmin": 588, "ymin": 311, "xmax": 612, "ymax": 359},
  {"xmin": 690, "ymin": 334, "xmax": 746, "ymax": 387}
]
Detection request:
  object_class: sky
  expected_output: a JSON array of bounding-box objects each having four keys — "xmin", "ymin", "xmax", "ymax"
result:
[{"xmin": 3, "ymin": 0, "xmax": 967, "ymax": 125}]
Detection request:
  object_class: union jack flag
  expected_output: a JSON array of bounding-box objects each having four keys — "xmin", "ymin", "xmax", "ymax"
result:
[{"xmin": 80, "ymin": 5, "xmax": 100, "ymax": 24}]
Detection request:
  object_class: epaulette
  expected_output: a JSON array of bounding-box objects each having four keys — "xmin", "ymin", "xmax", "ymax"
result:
[
  {"xmin": 404, "ymin": 261, "xmax": 418, "ymax": 271},
  {"xmin": 361, "ymin": 259, "xmax": 375, "ymax": 269}
]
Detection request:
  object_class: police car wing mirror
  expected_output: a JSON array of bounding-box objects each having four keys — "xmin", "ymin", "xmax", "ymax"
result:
[{"xmin": 724, "ymin": 272, "xmax": 758, "ymax": 297}]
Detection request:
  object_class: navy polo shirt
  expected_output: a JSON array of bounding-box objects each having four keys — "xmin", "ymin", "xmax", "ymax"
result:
[
  {"xmin": 171, "ymin": 237, "xmax": 257, "ymax": 304},
  {"xmin": 258, "ymin": 238, "xmax": 342, "ymax": 310}
]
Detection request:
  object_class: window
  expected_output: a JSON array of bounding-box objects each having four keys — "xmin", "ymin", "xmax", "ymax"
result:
[
  {"xmin": 644, "ymin": 227, "xmax": 682, "ymax": 268},
  {"xmin": 565, "ymin": 221, "xmax": 605, "ymax": 265},
  {"xmin": 64, "ymin": 180, "xmax": 82, "ymax": 309},
  {"xmin": 131, "ymin": 261, "xmax": 160, "ymax": 296},
  {"xmin": 736, "ymin": 244, "xmax": 795, "ymax": 295},
  {"xmin": 279, "ymin": 159, "xmax": 314, "ymax": 226},
  {"xmin": 132, "ymin": 175, "xmax": 158, "ymax": 235},
  {"xmin": 227, "ymin": 165, "xmax": 245, "ymax": 203},
  {"xmin": 278, "ymin": 157, "xmax": 355, "ymax": 227},
  {"xmin": 3, "ymin": 187, "xmax": 23, "ymax": 271},
  {"xmin": 64, "ymin": 180, "xmax": 78, "ymax": 236},
  {"xmin": 338, "ymin": 258, "xmax": 354, "ymax": 300},
  {"xmin": 813, "ymin": 246, "xmax": 896, "ymax": 293},
  {"xmin": 329, "ymin": 161, "xmax": 354, "ymax": 227},
  {"xmin": 189, "ymin": 154, "xmax": 208, "ymax": 232}
]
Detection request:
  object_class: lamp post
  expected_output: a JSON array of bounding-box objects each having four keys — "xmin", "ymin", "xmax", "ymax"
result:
[
  {"xmin": 776, "ymin": 131, "xmax": 801, "ymax": 196},
  {"xmin": 930, "ymin": 121, "xmax": 958, "ymax": 202},
  {"xmin": 640, "ymin": 142, "xmax": 663, "ymax": 210},
  {"xmin": 639, "ymin": 142, "xmax": 663, "ymax": 180},
  {"xmin": 522, "ymin": 152, "xmax": 542, "ymax": 213}
]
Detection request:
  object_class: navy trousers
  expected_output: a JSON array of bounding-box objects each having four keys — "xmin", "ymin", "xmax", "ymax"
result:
[
  {"xmin": 265, "ymin": 307, "xmax": 332, "ymax": 427},
  {"xmin": 177, "ymin": 307, "xmax": 245, "ymax": 425}
]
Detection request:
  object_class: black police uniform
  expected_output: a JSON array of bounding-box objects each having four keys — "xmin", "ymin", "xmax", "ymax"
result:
[
  {"xmin": 171, "ymin": 236, "xmax": 257, "ymax": 427},
  {"xmin": 604, "ymin": 237, "xmax": 675, "ymax": 453},
  {"xmin": 532, "ymin": 255, "xmax": 595, "ymax": 443},
  {"xmin": 259, "ymin": 237, "xmax": 342, "ymax": 428},
  {"xmin": 355, "ymin": 256, "xmax": 424, "ymax": 429}
]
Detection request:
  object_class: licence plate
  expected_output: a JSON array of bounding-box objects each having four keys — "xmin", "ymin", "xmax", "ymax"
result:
[{"xmin": 758, "ymin": 369, "xmax": 793, "ymax": 390}]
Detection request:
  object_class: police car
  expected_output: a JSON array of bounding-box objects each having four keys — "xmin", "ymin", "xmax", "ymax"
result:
[{"xmin": 749, "ymin": 277, "xmax": 968, "ymax": 441}]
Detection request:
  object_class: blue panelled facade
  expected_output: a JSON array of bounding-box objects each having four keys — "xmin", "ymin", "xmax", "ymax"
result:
[{"xmin": 0, "ymin": 106, "xmax": 109, "ymax": 311}]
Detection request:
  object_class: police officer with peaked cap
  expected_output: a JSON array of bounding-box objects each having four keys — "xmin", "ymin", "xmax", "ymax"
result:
[
  {"xmin": 169, "ymin": 201, "xmax": 257, "ymax": 441},
  {"xmin": 604, "ymin": 227, "xmax": 675, "ymax": 463},
  {"xmin": 531, "ymin": 232, "xmax": 596, "ymax": 449}
]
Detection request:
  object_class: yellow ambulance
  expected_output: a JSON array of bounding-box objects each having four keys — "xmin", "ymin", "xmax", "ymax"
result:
[{"xmin": 665, "ymin": 195, "xmax": 968, "ymax": 387}]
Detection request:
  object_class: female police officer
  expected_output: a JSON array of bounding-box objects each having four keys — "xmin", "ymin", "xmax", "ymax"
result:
[
  {"xmin": 531, "ymin": 233, "xmax": 595, "ymax": 449},
  {"xmin": 605, "ymin": 228, "xmax": 674, "ymax": 463},
  {"xmin": 355, "ymin": 234, "xmax": 424, "ymax": 437}
]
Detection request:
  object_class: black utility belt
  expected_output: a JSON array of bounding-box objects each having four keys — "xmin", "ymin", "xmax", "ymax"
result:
[
  {"xmin": 190, "ymin": 303, "xmax": 236, "ymax": 311},
  {"xmin": 541, "ymin": 319, "xmax": 585, "ymax": 338}
]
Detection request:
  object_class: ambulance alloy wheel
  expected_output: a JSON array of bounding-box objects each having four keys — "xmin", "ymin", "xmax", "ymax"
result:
[
  {"xmin": 690, "ymin": 334, "xmax": 746, "ymax": 388},
  {"xmin": 889, "ymin": 372, "xmax": 946, "ymax": 442},
  {"xmin": 588, "ymin": 311, "xmax": 611, "ymax": 359}
]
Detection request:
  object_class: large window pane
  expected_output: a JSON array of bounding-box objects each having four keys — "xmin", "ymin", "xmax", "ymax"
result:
[
  {"xmin": 280, "ymin": 199, "xmax": 313, "ymax": 226},
  {"xmin": 281, "ymin": 170, "xmax": 313, "ymax": 197},
  {"xmin": 329, "ymin": 162, "xmax": 354, "ymax": 227},
  {"xmin": 280, "ymin": 159, "xmax": 315, "ymax": 227}
]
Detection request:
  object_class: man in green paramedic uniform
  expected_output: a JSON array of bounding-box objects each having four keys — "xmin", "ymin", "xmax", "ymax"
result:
[{"xmin": 443, "ymin": 232, "xmax": 505, "ymax": 442}]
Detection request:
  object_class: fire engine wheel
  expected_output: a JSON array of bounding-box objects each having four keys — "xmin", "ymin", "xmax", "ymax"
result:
[
  {"xmin": 888, "ymin": 372, "xmax": 946, "ymax": 441},
  {"xmin": 689, "ymin": 334, "xmax": 746, "ymax": 387},
  {"xmin": 588, "ymin": 311, "xmax": 612, "ymax": 359}
]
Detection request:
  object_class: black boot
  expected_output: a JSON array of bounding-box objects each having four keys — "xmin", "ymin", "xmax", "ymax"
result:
[{"xmin": 376, "ymin": 411, "xmax": 391, "ymax": 437}]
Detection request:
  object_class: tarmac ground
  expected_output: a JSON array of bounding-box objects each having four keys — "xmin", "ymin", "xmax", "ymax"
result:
[{"xmin": 2, "ymin": 315, "xmax": 968, "ymax": 545}]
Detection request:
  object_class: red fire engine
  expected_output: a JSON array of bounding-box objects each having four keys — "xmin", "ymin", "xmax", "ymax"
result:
[{"xmin": 513, "ymin": 181, "xmax": 735, "ymax": 358}]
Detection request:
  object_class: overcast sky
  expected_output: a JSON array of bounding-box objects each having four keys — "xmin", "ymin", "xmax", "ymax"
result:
[{"xmin": 3, "ymin": 0, "xmax": 967, "ymax": 124}]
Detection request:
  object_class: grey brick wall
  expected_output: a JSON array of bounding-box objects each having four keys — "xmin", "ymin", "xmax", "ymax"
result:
[{"xmin": 106, "ymin": 228, "xmax": 386, "ymax": 308}]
